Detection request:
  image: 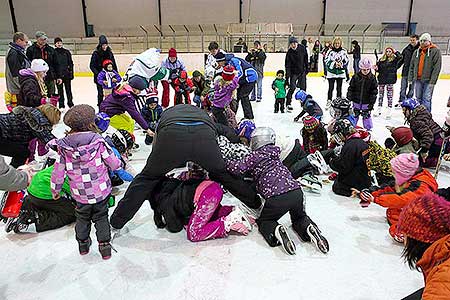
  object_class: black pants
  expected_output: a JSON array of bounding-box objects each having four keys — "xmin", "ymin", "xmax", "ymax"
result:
[
  {"xmin": 401, "ymin": 288, "xmax": 424, "ymax": 300},
  {"xmin": 110, "ymin": 124, "xmax": 260, "ymax": 229},
  {"xmin": 257, "ymin": 189, "xmax": 312, "ymax": 247},
  {"xmin": 286, "ymin": 73, "xmax": 300, "ymax": 106},
  {"xmin": 96, "ymin": 83, "xmax": 104, "ymax": 107},
  {"xmin": 0, "ymin": 138, "xmax": 29, "ymax": 168},
  {"xmin": 274, "ymin": 98, "xmax": 285, "ymax": 113},
  {"xmin": 237, "ymin": 82, "xmax": 255, "ymax": 119},
  {"xmin": 297, "ymin": 72, "xmax": 307, "ymax": 91},
  {"xmin": 25, "ymin": 194, "xmax": 76, "ymax": 232},
  {"xmin": 175, "ymin": 92, "xmax": 190, "ymax": 105},
  {"xmin": 56, "ymin": 78, "xmax": 73, "ymax": 108},
  {"xmin": 327, "ymin": 78, "xmax": 343, "ymax": 100},
  {"xmin": 211, "ymin": 106, "xmax": 229, "ymax": 126},
  {"xmin": 45, "ymin": 79, "xmax": 55, "ymax": 97},
  {"xmin": 75, "ymin": 198, "xmax": 111, "ymax": 242}
]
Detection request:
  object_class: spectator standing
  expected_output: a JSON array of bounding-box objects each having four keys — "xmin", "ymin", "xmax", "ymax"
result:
[
  {"xmin": 396, "ymin": 34, "xmax": 419, "ymax": 107},
  {"xmin": 26, "ymin": 31, "xmax": 60, "ymax": 97},
  {"xmin": 236, "ymin": 38, "xmax": 248, "ymax": 52},
  {"xmin": 324, "ymin": 37, "xmax": 349, "ymax": 109},
  {"xmin": 5, "ymin": 32, "xmax": 30, "ymax": 112},
  {"xmin": 89, "ymin": 35, "xmax": 117, "ymax": 107},
  {"xmin": 408, "ymin": 33, "xmax": 441, "ymax": 112},
  {"xmin": 321, "ymin": 41, "xmax": 331, "ymax": 77},
  {"xmin": 349, "ymin": 40, "xmax": 361, "ymax": 74},
  {"xmin": 285, "ymin": 36, "xmax": 309, "ymax": 111},
  {"xmin": 311, "ymin": 40, "xmax": 322, "ymax": 72},
  {"xmin": 161, "ymin": 48, "xmax": 186, "ymax": 108},
  {"xmin": 54, "ymin": 37, "xmax": 74, "ymax": 109},
  {"xmin": 246, "ymin": 41, "xmax": 266, "ymax": 102}
]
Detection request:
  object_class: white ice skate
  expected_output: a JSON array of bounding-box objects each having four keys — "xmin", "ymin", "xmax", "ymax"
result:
[
  {"xmin": 275, "ymin": 224, "xmax": 296, "ymax": 255},
  {"xmin": 307, "ymin": 151, "xmax": 330, "ymax": 174},
  {"xmin": 300, "ymin": 173, "xmax": 322, "ymax": 194},
  {"xmin": 237, "ymin": 200, "xmax": 264, "ymax": 220},
  {"xmin": 224, "ymin": 207, "xmax": 253, "ymax": 232},
  {"xmin": 386, "ymin": 107, "xmax": 392, "ymax": 120},
  {"xmin": 325, "ymin": 99, "xmax": 331, "ymax": 110}
]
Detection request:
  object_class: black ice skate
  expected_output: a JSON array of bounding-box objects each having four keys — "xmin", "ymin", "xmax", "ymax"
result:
[
  {"xmin": 9, "ymin": 209, "xmax": 38, "ymax": 233},
  {"xmin": 307, "ymin": 224, "xmax": 329, "ymax": 254},
  {"xmin": 275, "ymin": 224, "xmax": 296, "ymax": 255},
  {"xmin": 78, "ymin": 237, "xmax": 92, "ymax": 255}
]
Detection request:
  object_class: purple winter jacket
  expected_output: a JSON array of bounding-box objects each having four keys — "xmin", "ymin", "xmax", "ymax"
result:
[
  {"xmin": 99, "ymin": 85, "xmax": 149, "ymax": 130},
  {"xmin": 213, "ymin": 76, "xmax": 239, "ymax": 108},
  {"xmin": 226, "ymin": 144, "xmax": 301, "ymax": 199},
  {"xmin": 50, "ymin": 132, "xmax": 121, "ymax": 204}
]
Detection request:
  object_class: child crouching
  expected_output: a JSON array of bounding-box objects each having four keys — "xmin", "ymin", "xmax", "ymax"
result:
[
  {"xmin": 50, "ymin": 105, "xmax": 122, "ymax": 259},
  {"xmin": 227, "ymin": 127, "xmax": 329, "ymax": 255}
]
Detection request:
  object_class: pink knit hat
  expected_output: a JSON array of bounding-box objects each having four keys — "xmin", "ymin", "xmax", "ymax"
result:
[
  {"xmin": 390, "ymin": 153, "xmax": 419, "ymax": 186},
  {"xmin": 358, "ymin": 57, "xmax": 372, "ymax": 70}
]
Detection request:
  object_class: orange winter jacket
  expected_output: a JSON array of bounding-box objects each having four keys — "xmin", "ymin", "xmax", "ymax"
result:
[
  {"xmin": 371, "ymin": 169, "xmax": 438, "ymax": 208},
  {"xmin": 417, "ymin": 235, "xmax": 450, "ymax": 300}
]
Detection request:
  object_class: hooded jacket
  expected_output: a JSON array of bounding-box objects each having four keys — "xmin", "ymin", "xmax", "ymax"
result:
[
  {"xmin": 285, "ymin": 44, "xmax": 309, "ymax": 76},
  {"xmin": 0, "ymin": 106, "xmax": 55, "ymax": 145},
  {"xmin": 213, "ymin": 76, "xmax": 239, "ymax": 108},
  {"xmin": 225, "ymin": 54, "xmax": 258, "ymax": 84},
  {"xmin": 89, "ymin": 36, "xmax": 117, "ymax": 83},
  {"xmin": 226, "ymin": 144, "xmax": 301, "ymax": 199},
  {"xmin": 18, "ymin": 69, "xmax": 44, "ymax": 107},
  {"xmin": 5, "ymin": 42, "xmax": 31, "ymax": 94},
  {"xmin": 376, "ymin": 52, "xmax": 402, "ymax": 85},
  {"xmin": 100, "ymin": 85, "xmax": 149, "ymax": 130},
  {"xmin": 398, "ymin": 43, "xmax": 419, "ymax": 77},
  {"xmin": 406, "ymin": 105, "xmax": 442, "ymax": 151},
  {"xmin": 26, "ymin": 42, "xmax": 58, "ymax": 81},
  {"xmin": 347, "ymin": 72, "xmax": 378, "ymax": 107},
  {"xmin": 50, "ymin": 132, "xmax": 121, "ymax": 204},
  {"xmin": 408, "ymin": 44, "xmax": 442, "ymax": 84}
]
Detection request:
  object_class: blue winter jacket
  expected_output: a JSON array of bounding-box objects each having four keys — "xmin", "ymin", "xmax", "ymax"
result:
[{"xmin": 225, "ymin": 54, "xmax": 258, "ymax": 85}]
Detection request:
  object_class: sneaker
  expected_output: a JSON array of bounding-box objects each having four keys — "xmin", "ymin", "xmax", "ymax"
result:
[
  {"xmin": 224, "ymin": 207, "xmax": 253, "ymax": 234},
  {"xmin": 300, "ymin": 173, "xmax": 322, "ymax": 193},
  {"xmin": 287, "ymin": 105, "xmax": 293, "ymax": 111},
  {"xmin": 99, "ymin": 242, "xmax": 113, "ymax": 260},
  {"xmin": 307, "ymin": 151, "xmax": 330, "ymax": 174},
  {"xmin": 275, "ymin": 224, "xmax": 296, "ymax": 255},
  {"xmin": 78, "ymin": 237, "xmax": 92, "ymax": 255},
  {"xmin": 386, "ymin": 107, "xmax": 392, "ymax": 119},
  {"xmin": 306, "ymin": 224, "xmax": 329, "ymax": 254},
  {"xmin": 325, "ymin": 99, "xmax": 331, "ymax": 110}
]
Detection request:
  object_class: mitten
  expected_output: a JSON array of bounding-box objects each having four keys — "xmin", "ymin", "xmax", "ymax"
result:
[{"xmin": 359, "ymin": 189, "xmax": 374, "ymax": 208}]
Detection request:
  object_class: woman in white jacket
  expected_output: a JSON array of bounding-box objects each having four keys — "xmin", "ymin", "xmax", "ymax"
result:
[{"xmin": 324, "ymin": 37, "xmax": 349, "ymax": 109}]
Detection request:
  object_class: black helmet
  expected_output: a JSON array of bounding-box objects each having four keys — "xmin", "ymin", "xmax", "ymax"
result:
[
  {"xmin": 330, "ymin": 97, "xmax": 351, "ymax": 119},
  {"xmin": 112, "ymin": 129, "xmax": 134, "ymax": 154},
  {"xmin": 331, "ymin": 119, "xmax": 355, "ymax": 145}
]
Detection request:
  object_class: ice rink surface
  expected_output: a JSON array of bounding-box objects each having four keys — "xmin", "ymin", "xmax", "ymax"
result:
[{"xmin": 0, "ymin": 76, "xmax": 449, "ymax": 300}]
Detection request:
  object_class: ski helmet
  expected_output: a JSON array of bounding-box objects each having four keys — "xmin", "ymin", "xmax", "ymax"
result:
[
  {"xmin": 112, "ymin": 129, "xmax": 134, "ymax": 154},
  {"xmin": 401, "ymin": 98, "xmax": 420, "ymax": 111},
  {"xmin": 95, "ymin": 112, "xmax": 110, "ymax": 133},
  {"xmin": 330, "ymin": 97, "xmax": 351, "ymax": 119},
  {"xmin": 295, "ymin": 90, "xmax": 309, "ymax": 103},
  {"xmin": 331, "ymin": 119, "xmax": 355, "ymax": 145},
  {"xmin": 250, "ymin": 127, "xmax": 276, "ymax": 151},
  {"xmin": 237, "ymin": 119, "xmax": 256, "ymax": 141}
]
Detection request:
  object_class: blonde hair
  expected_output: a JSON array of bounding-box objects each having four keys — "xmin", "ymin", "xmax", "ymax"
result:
[
  {"xmin": 37, "ymin": 104, "xmax": 61, "ymax": 125},
  {"xmin": 380, "ymin": 47, "xmax": 396, "ymax": 62},
  {"xmin": 332, "ymin": 37, "xmax": 342, "ymax": 48},
  {"xmin": 216, "ymin": 76, "xmax": 237, "ymax": 99}
]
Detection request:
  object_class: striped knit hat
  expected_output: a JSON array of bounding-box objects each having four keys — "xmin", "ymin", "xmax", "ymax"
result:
[
  {"xmin": 303, "ymin": 116, "xmax": 319, "ymax": 132},
  {"xmin": 397, "ymin": 192, "xmax": 450, "ymax": 243}
]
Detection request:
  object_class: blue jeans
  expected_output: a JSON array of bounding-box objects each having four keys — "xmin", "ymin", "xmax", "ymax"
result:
[
  {"xmin": 414, "ymin": 80, "xmax": 434, "ymax": 112},
  {"xmin": 193, "ymin": 95, "xmax": 202, "ymax": 107},
  {"xmin": 399, "ymin": 76, "xmax": 414, "ymax": 102},
  {"xmin": 353, "ymin": 58, "xmax": 360, "ymax": 74},
  {"xmin": 251, "ymin": 76, "xmax": 263, "ymax": 101}
]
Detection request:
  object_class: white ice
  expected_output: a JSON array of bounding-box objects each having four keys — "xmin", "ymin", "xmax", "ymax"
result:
[{"xmin": 0, "ymin": 76, "xmax": 449, "ymax": 300}]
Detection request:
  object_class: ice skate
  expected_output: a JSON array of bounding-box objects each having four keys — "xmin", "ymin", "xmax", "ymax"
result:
[
  {"xmin": 287, "ymin": 105, "xmax": 293, "ymax": 111},
  {"xmin": 237, "ymin": 200, "xmax": 264, "ymax": 220},
  {"xmin": 99, "ymin": 242, "xmax": 115, "ymax": 260},
  {"xmin": 325, "ymin": 99, "xmax": 331, "ymax": 110},
  {"xmin": 78, "ymin": 237, "xmax": 92, "ymax": 255},
  {"xmin": 307, "ymin": 151, "xmax": 330, "ymax": 174},
  {"xmin": 10, "ymin": 209, "xmax": 38, "ymax": 233},
  {"xmin": 300, "ymin": 173, "xmax": 322, "ymax": 193},
  {"xmin": 376, "ymin": 106, "xmax": 382, "ymax": 116},
  {"xmin": 275, "ymin": 224, "xmax": 296, "ymax": 255},
  {"xmin": 386, "ymin": 107, "xmax": 392, "ymax": 119},
  {"xmin": 224, "ymin": 207, "xmax": 253, "ymax": 234},
  {"xmin": 306, "ymin": 224, "xmax": 329, "ymax": 254}
]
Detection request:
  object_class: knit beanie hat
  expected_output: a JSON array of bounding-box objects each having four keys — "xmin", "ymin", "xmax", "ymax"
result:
[
  {"xmin": 214, "ymin": 52, "xmax": 226, "ymax": 62},
  {"xmin": 168, "ymin": 48, "xmax": 177, "ymax": 58},
  {"xmin": 397, "ymin": 192, "xmax": 450, "ymax": 243},
  {"xmin": 64, "ymin": 104, "xmax": 96, "ymax": 132},
  {"xmin": 99, "ymin": 35, "xmax": 108, "ymax": 45},
  {"xmin": 288, "ymin": 36, "xmax": 298, "ymax": 44},
  {"xmin": 303, "ymin": 116, "xmax": 319, "ymax": 132},
  {"xmin": 222, "ymin": 65, "xmax": 235, "ymax": 81},
  {"xmin": 192, "ymin": 70, "xmax": 202, "ymax": 77},
  {"xmin": 390, "ymin": 153, "xmax": 419, "ymax": 186},
  {"xmin": 54, "ymin": 37, "xmax": 62, "ymax": 44},
  {"xmin": 391, "ymin": 126, "xmax": 413, "ymax": 146},
  {"xmin": 31, "ymin": 59, "xmax": 49, "ymax": 73},
  {"xmin": 420, "ymin": 33, "xmax": 432, "ymax": 42},
  {"xmin": 128, "ymin": 75, "xmax": 148, "ymax": 91},
  {"xmin": 359, "ymin": 57, "xmax": 372, "ymax": 70}
]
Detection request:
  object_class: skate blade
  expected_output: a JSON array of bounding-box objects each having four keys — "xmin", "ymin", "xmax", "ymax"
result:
[
  {"xmin": 275, "ymin": 225, "xmax": 296, "ymax": 255},
  {"xmin": 307, "ymin": 225, "xmax": 329, "ymax": 254}
]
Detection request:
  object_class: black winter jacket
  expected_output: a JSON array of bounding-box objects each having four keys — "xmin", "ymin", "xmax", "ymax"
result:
[
  {"xmin": 406, "ymin": 105, "xmax": 442, "ymax": 151},
  {"xmin": 398, "ymin": 43, "xmax": 420, "ymax": 77},
  {"xmin": 89, "ymin": 46, "xmax": 117, "ymax": 83},
  {"xmin": 18, "ymin": 73, "xmax": 42, "ymax": 107},
  {"xmin": 26, "ymin": 43, "xmax": 59, "ymax": 81},
  {"xmin": 376, "ymin": 52, "xmax": 402, "ymax": 84},
  {"xmin": 245, "ymin": 49, "xmax": 266, "ymax": 76},
  {"xmin": 285, "ymin": 45, "xmax": 309, "ymax": 76},
  {"xmin": 330, "ymin": 137, "xmax": 371, "ymax": 196},
  {"xmin": 54, "ymin": 48, "xmax": 74, "ymax": 80},
  {"xmin": 157, "ymin": 104, "xmax": 217, "ymax": 133},
  {"xmin": 347, "ymin": 72, "xmax": 378, "ymax": 107},
  {"xmin": 0, "ymin": 106, "xmax": 55, "ymax": 145}
]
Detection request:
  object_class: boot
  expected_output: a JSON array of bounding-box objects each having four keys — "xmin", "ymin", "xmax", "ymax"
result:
[
  {"xmin": 78, "ymin": 237, "xmax": 92, "ymax": 255},
  {"xmin": 275, "ymin": 224, "xmax": 296, "ymax": 255},
  {"xmin": 99, "ymin": 242, "xmax": 113, "ymax": 260}
]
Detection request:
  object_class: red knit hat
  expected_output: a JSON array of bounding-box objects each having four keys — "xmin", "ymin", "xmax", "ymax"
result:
[
  {"xmin": 168, "ymin": 48, "xmax": 177, "ymax": 58},
  {"xmin": 302, "ymin": 116, "xmax": 319, "ymax": 132},
  {"xmin": 391, "ymin": 126, "xmax": 413, "ymax": 146},
  {"xmin": 222, "ymin": 65, "xmax": 235, "ymax": 81},
  {"xmin": 397, "ymin": 192, "xmax": 450, "ymax": 243}
]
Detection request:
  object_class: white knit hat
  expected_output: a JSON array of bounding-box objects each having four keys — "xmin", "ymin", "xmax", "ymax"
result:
[
  {"xmin": 419, "ymin": 33, "xmax": 432, "ymax": 42},
  {"xmin": 31, "ymin": 59, "xmax": 49, "ymax": 73}
]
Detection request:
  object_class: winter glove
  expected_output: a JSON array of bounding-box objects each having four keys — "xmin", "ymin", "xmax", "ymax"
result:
[
  {"xmin": 41, "ymin": 98, "xmax": 48, "ymax": 105},
  {"xmin": 115, "ymin": 169, "xmax": 134, "ymax": 182},
  {"xmin": 359, "ymin": 189, "xmax": 374, "ymax": 208}
]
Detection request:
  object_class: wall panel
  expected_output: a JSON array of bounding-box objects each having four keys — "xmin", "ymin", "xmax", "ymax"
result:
[{"xmin": 0, "ymin": 0, "xmax": 14, "ymax": 39}]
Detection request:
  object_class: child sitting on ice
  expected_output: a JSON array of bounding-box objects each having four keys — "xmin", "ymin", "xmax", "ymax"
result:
[
  {"xmin": 271, "ymin": 70, "xmax": 288, "ymax": 113},
  {"xmin": 212, "ymin": 65, "xmax": 239, "ymax": 126},
  {"xmin": 227, "ymin": 127, "xmax": 329, "ymax": 255},
  {"xmin": 347, "ymin": 57, "xmax": 378, "ymax": 131},
  {"xmin": 97, "ymin": 59, "xmax": 122, "ymax": 97},
  {"xmin": 293, "ymin": 90, "xmax": 324, "ymax": 122},
  {"xmin": 141, "ymin": 96, "xmax": 163, "ymax": 145},
  {"xmin": 301, "ymin": 116, "xmax": 328, "ymax": 154},
  {"xmin": 173, "ymin": 71, "xmax": 193, "ymax": 105},
  {"xmin": 384, "ymin": 126, "xmax": 418, "ymax": 154},
  {"xmin": 366, "ymin": 140, "xmax": 396, "ymax": 185},
  {"xmin": 50, "ymin": 105, "xmax": 122, "ymax": 259},
  {"xmin": 354, "ymin": 153, "xmax": 438, "ymax": 243}
]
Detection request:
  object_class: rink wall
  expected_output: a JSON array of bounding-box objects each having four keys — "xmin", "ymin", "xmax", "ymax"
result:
[{"xmin": 1, "ymin": 53, "xmax": 450, "ymax": 78}]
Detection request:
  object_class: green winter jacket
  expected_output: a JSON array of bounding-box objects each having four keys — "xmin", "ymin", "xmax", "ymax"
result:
[
  {"xmin": 408, "ymin": 44, "xmax": 442, "ymax": 85},
  {"xmin": 272, "ymin": 78, "xmax": 287, "ymax": 99},
  {"xmin": 27, "ymin": 166, "xmax": 70, "ymax": 200}
]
